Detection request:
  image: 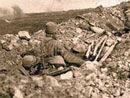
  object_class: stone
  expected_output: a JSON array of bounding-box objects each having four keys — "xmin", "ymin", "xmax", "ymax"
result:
[
  {"xmin": 44, "ymin": 76, "xmax": 61, "ymax": 87},
  {"xmin": 102, "ymin": 94, "xmax": 110, "ymax": 98},
  {"xmin": 72, "ymin": 37, "xmax": 79, "ymax": 44},
  {"xmin": 2, "ymin": 43, "xmax": 16, "ymax": 51},
  {"xmin": 125, "ymin": 80, "xmax": 130, "ymax": 88},
  {"xmin": 0, "ymin": 35, "xmax": 19, "ymax": 51},
  {"xmin": 20, "ymin": 40, "xmax": 28, "ymax": 46},
  {"xmin": 58, "ymin": 66, "xmax": 64, "ymax": 70},
  {"xmin": 106, "ymin": 38, "xmax": 115, "ymax": 46},
  {"xmin": 76, "ymin": 28, "xmax": 82, "ymax": 33},
  {"xmin": 48, "ymin": 56, "xmax": 66, "ymax": 67},
  {"xmin": 72, "ymin": 66, "xmax": 82, "ymax": 78},
  {"xmin": 72, "ymin": 44, "xmax": 86, "ymax": 53},
  {"xmin": 29, "ymin": 39, "xmax": 41, "ymax": 47},
  {"xmin": 0, "ymin": 40, "xmax": 6, "ymax": 44},
  {"xmin": 85, "ymin": 73, "xmax": 97, "ymax": 81},
  {"xmin": 6, "ymin": 44, "xmax": 14, "ymax": 50},
  {"xmin": 32, "ymin": 76, "xmax": 44, "ymax": 87},
  {"xmin": 91, "ymin": 92, "xmax": 99, "ymax": 98},
  {"xmin": 29, "ymin": 39, "xmax": 42, "ymax": 57},
  {"xmin": 18, "ymin": 31, "xmax": 31, "ymax": 40},
  {"xmin": 5, "ymin": 34, "xmax": 14, "ymax": 38},
  {"xmin": 82, "ymin": 61, "xmax": 97, "ymax": 74},
  {"xmin": 33, "ymin": 30, "xmax": 46, "ymax": 41},
  {"xmin": 118, "ymin": 92, "xmax": 130, "ymax": 98},
  {"xmin": 106, "ymin": 58, "xmax": 112, "ymax": 63},
  {"xmin": 101, "ymin": 68, "xmax": 108, "ymax": 74},
  {"xmin": 13, "ymin": 87, "xmax": 23, "ymax": 98},
  {"xmin": 124, "ymin": 50, "xmax": 130, "ymax": 57},
  {"xmin": 60, "ymin": 71, "xmax": 73, "ymax": 80},
  {"xmin": 90, "ymin": 26, "xmax": 105, "ymax": 34},
  {"xmin": 99, "ymin": 74, "xmax": 107, "ymax": 80},
  {"xmin": 125, "ymin": 9, "xmax": 130, "ymax": 14},
  {"xmin": 116, "ymin": 36, "xmax": 122, "ymax": 42},
  {"xmin": 22, "ymin": 55, "xmax": 36, "ymax": 68},
  {"xmin": 1, "ymin": 41, "xmax": 12, "ymax": 51}
]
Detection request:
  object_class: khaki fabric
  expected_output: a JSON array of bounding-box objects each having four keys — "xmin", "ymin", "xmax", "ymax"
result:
[{"xmin": 44, "ymin": 38, "xmax": 85, "ymax": 66}]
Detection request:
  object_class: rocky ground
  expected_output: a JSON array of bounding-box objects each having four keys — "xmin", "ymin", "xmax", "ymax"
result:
[{"xmin": 0, "ymin": 1, "xmax": 130, "ymax": 98}]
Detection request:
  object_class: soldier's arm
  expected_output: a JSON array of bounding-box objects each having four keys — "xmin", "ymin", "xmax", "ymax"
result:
[
  {"xmin": 61, "ymin": 48, "xmax": 85, "ymax": 66},
  {"xmin": 55, "ymin": 41, "xmax": 85, "ymax": 66},
  {"xmin": 46, "ymin": 39, "xmax": 85, "ymax": 66}
]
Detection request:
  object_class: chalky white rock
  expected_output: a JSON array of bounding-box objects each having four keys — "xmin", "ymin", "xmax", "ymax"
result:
[{"xmin": 18, "ymin": 31, "xmax": 31, "ymax": 40}]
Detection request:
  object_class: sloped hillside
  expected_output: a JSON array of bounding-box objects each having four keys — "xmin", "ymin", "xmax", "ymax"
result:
[
  {"xmin": 0, "ymin": 1, "xmax": 130, "ymax": 98},
  {"xmin": 0, "ymin": 8, "xmax": 93, "ymax": 35}
]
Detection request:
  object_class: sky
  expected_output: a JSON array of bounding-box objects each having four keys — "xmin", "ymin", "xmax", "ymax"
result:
[{"xmin": 0, "ymin": 0, "xmax": 129, "ymax": 13}]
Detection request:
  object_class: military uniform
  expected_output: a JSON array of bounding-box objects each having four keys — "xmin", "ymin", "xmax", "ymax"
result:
[
  {"xmin": 41, "ymin": 38, "xmax": 85, "ymax": 66},
  {"xmin": 30, "ymin": 36, "xmax": 85, "ymax": 68},
  {"xmin": 44, "ymin": 22, "xmax": 85, "ymax": 66},
  {"xmin": 23, "ymin": 22, "xmax": 85, "ymax": 74}
]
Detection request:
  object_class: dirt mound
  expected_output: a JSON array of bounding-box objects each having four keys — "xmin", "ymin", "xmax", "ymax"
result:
[{"xmin": 0, "ymin": 1, "xmax": 130, "ymax": 98}]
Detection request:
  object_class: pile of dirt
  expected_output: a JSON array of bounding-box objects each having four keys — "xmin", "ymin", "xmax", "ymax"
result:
[{"xmin": 0, "ymin": 1, "xmax": 130, "ymax": 98}]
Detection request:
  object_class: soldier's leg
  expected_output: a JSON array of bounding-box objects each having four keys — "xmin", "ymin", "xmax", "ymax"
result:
[{"xmin": 53, "ymin": 40, "xmax": 85, "ymax": 66}]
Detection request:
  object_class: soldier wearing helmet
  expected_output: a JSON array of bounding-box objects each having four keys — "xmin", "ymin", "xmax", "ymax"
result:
[{"xmin": 22, "ymin": 21, "xmax": 85, "ymax": 74}]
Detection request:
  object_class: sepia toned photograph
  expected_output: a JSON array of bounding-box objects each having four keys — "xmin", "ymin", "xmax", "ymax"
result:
[{"xmin": 0, "ymin": 0, "xmax": 130, "ymax": 98}]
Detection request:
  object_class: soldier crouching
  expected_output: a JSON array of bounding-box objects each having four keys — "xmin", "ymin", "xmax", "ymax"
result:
[{"xmin": 22, "ymin": 22, "xmax": 85, "ymax": 75}]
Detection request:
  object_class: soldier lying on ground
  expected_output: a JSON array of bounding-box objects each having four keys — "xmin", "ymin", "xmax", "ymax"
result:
[{"xmin": 22, "ymin": 22, "xmax": 85, "ymax": 75}]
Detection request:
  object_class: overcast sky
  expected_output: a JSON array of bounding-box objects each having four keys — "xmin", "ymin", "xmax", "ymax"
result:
[{"xmin": 0, "ymin": 0, "xmax": 129, "ymax": 13}]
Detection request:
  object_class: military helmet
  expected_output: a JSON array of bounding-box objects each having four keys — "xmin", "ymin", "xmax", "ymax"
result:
[
  {"xmin": 45, "ymin": 22, "xmax": 58, "ymax": 39},
  {"xmin": 22, "ymin": 55, "xmax": 37, "ymax": 68},
  {"xmin": 45, "ymin": 22, "xmax": 58, "ymax": 34}
]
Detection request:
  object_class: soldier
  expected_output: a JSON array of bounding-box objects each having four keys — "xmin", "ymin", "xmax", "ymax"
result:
[
  {"xmin": 45, "ymin": 22, "xmax": 85, "ymax": 64},
  {"xmin": 23, "ymin": 22, "xmax": 85, "ymax": 75}
]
